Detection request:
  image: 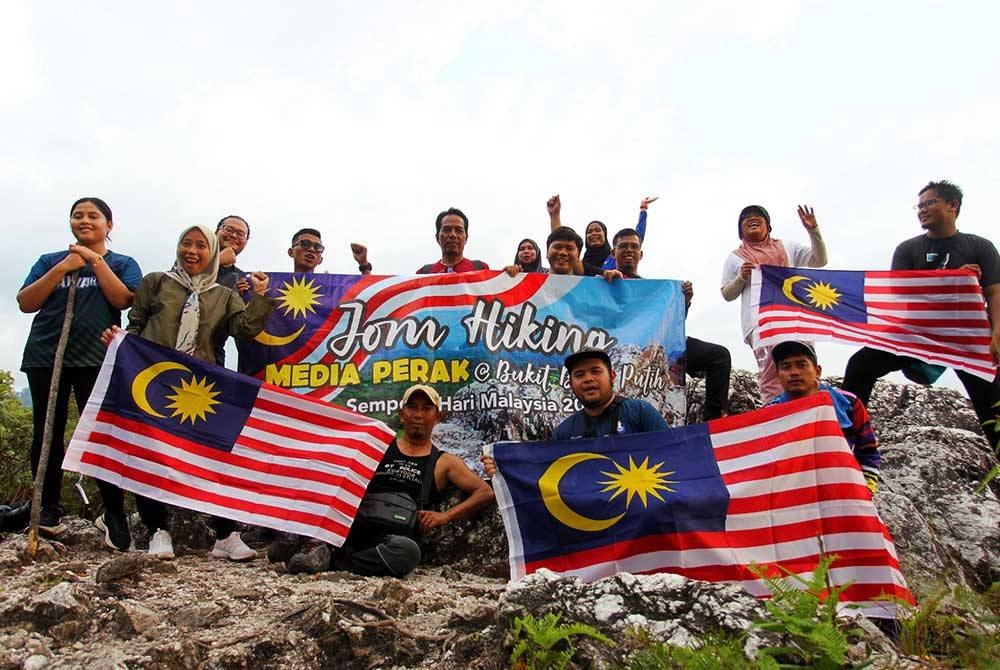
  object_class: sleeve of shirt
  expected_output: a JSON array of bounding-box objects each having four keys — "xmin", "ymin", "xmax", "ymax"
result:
[
  {"xmin": 974, "ymin": 236, "xmax": 1000, "ymax": 287},
  {"xmin": 115, "ymin": 255, "xmax": 144, "ymax": 291},
  {"xmin": 890, "ymin": 240, "xmax": 916, "ymax": 271},
  {"xmin": 849, "ymin": 396, "xmax": 881, "ymax": 477},
  {"xmin": 636, "ymin": 209, "xmax": 647, "ymax": 241},
  {"xmin": 637, "ymin": 401, "xmax": 669, "ymax": 432},
  {"xmin": 720, "ymin": 253, "xmax": 746, "ymax": 301},
  {"xmin": 21, "ymin": 254, "xmax": 55, "ymax": 289}
]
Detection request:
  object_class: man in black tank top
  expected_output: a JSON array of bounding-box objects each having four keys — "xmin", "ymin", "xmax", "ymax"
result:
[{"xmin": 280, "ymin": 384, "xmax": 494, "ymax": 576}]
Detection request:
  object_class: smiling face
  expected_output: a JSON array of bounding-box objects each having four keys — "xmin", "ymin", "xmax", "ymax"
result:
[
  {"xmin": 585, "ymin": 221, "xmax": 606, "ymax": 248},
  {"xmin": 740, "ymin": 211, "xmax": 769, "ymax": 243},
  {"xmin": 217, "ymin": 217, "xmax": 249, "ymax": 256},
  {"xmin": 436, "ymin": 214, "xmax": 468, "ymax": 258},
  {"xmin": 569, "ymin": 357, "xmax": 616, "ymax": 410},
  {"xmin": 775, "ymin": 354, "xmax": 822, "ymax": 399},
  {"xmin": 289, "ymin": 233, "xmax": 324, "ymax": 273},
  {"xmin": 399, "ymin": 392, "xmax": 440, "ymax": 441},
  {"xmin": 70, "ymin": 201, "xmax": 112, "ymax": 246},
  {"xmin": 916, "ymin": 188, "xmax": 958, "ymax": 234},
  {"xmin": 517, "ymin": 240, "xmax": 537, "ymax": 265},
  {"xmin": 547, "ymin": 238, "xmax": 580, "ymax": 275},
  {"xmin": 612, "ymin": 234, "xmax": 642, "ymax": 275},
  {"xmin": 177, "ymin": 229, "xmax": 212, "ymax": 275}
]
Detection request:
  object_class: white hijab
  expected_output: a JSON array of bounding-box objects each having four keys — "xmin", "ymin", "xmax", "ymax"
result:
[{"xmin": 166, "ymin": 224, "xmax": 220, "ymax": 354}]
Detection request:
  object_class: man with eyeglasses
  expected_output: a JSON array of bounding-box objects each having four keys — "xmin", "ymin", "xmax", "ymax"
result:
[
  {"xmin": 214, "ymin": 215, "xmax": 252, "ymax": 366},
  {"xmin": 843, "ymin": 180, "xmax": 1000, "ymax": 450},
  {"xmin": 416, "ymin": 208, "xmax": 489, "ymax": 274},
  {"xmin": 289, "ymin": 228, "xmax": 326, "ymax": 274},
  {"xmin": 608, "ymin": 228, "xmax": 732, "ymax": 420}
]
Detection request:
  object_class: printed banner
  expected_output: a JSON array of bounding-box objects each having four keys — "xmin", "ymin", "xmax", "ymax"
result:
[
  {"xmin": 236, "ymin": 271, "xmax": 687, "ymax": 462},
  {"xmin": 64, "ymin": 332, "xmax": 395, "ymax": 546},
  {"xmin": 489, "ymin": 394, "xmax": 913, "ymax": 618}
]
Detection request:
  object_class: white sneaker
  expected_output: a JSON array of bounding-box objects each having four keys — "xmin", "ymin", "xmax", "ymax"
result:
[
  {"xmin": 148, "ymin": 529, "xmax": 175, "ymax": 560},
  {"xmin": 210, "ymin": 532, "xmax": 257, "ymax": 561}
]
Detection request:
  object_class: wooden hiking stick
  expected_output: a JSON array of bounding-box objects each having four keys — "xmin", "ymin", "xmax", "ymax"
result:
[{"xmin": 27, "ymin": 270, "xmax": 79, "ymax": 558}]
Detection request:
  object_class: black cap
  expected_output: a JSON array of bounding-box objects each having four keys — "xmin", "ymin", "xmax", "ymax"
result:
[
  {"xmin": 564, "ymin": 347, "xmax": 612, "ymax": 371},
  {"xmin": 771, "ymin": 340, "xmax": 818, "ymax": 364},
  {"xmin": 738, "ymin": 205, "xmax": 772, "ymax": 239}
]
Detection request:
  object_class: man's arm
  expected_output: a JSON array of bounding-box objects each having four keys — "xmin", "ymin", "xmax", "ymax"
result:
[
  {"xmin": 351, "ymin": 243, "xmax": 372, "ymax": 275},
  {"xmin": 418, "ymin": 453, "xmax": 494, "ymax": 533},
  {"xmin": 547, "ymin": 194, "xmax": 561, "ymax": 232}
]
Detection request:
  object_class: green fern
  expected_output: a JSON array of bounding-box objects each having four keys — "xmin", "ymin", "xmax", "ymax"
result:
[{"xmin": 509, "ymin": 612, "xmax": 614, "ymax": 670}]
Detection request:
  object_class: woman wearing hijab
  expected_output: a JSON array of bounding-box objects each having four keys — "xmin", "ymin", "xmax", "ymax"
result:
[
  {"xmin": 720, "ymin": 205, "xmax": 827, "ymax": 403},
  {"xmin": 98, "ymin": 224, "xmax": 275, "ymax": 560},
  {"xmin": 512, "ymin": 238, "xmax": 547, "ymax": 273}
]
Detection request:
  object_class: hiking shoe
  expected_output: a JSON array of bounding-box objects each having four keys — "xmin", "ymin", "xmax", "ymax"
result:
[
  {"xmin": 38, "ymin": 506, "xmax": 67, "ymax": 538},
  {"xmin": 210, "ymin": 532, "xmax": 257, "ymax": 561},
  {"xmin": 96, "ymin": 511, "xmax": 131, "ymax": 551},
  {"xmin": 148, "ymin": 529, "xmax": 175, "ymax": 560},
  {"xmin": 287, "ymin": 543, "xmax": 331, "ymax": 574},
  {"xmin": 266, "ymin": 532, "xmax": 305, "ymax": 564}
]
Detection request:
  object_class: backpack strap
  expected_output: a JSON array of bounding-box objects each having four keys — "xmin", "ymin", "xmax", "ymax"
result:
[
  {"xmin": 417, "ymin": 445, "xmax": 442, "ymax": 509},
  {"xmin": 471, "ymin": 260, "xmax": 487, "ymax": 270},
  {"xmin": 418, "ymin": 263, "xmax": 434, "ymax": 274}
]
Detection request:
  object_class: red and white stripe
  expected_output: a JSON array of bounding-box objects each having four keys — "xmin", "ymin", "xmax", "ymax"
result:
[
  {"xmin": 751, "ymin": 268, "xmax": 995, "ymax": 380},
  {"xmin": 64, "ymin": 335, "xmax": 395, "ymax": 547},
  {"xmin": 495, "ymin": 394, "xmax": 913, "ymax": 617}
]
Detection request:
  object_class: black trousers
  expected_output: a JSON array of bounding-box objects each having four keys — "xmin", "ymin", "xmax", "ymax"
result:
[
  {"xmin": 25, "ymin": 366, "xmax": 99, "ymax": 509},
  {"xmin": 843, "ymin": 346, "xmax": 1000, "ymax": 450},
  {"xmin": 686, "ymin": 337, "xmax": 732, "ymax": 421},
  {"xmin": 336, "ymin": 534, "xmax": 421, "ymax": 577},
  {"xmin": 97, "ymin": 483, "xmax": 236, "ymax": 538}
]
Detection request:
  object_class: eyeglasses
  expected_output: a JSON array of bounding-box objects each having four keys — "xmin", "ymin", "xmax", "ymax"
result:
[
  {"xmin": 913, "ymin": 198, "xmax": 940, "ymax": 211},
  {"xmin": 615, "ymin": 242, "xmax": 641, "ymax": 251},
  {"xmin": 219, "ymin": 225, "xmax": 248, "ymax": 240},
  {"xmin": 294, "ymin": 240, "xmax": 325, "ymax": 253}
]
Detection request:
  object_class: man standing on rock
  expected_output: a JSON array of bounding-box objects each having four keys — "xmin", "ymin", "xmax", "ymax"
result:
[
  {"xmin": 767, "ymin": 341, "xmax": 881, "ymax": 494},
  {"xmin": 842, "ymin": 180, "xmax": 1000, "ymax": 450},
  {"xmin": 274, "ymin": 384, "xmax": 494, "ymax": 576}
]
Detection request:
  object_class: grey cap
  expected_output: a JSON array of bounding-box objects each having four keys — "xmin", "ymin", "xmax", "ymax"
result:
[
  {"xmin": 564, "ymin": 347, "xmax": 612, "ymax": 371},
  {"xmin": 771, "ymin": 341, "xmax": 818, "ymax": 364}
]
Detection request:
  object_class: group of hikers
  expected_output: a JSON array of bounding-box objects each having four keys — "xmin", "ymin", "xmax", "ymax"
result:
[{"xmin": 10, "ymin": 178, "xmax": 1000, "ymax": 578}]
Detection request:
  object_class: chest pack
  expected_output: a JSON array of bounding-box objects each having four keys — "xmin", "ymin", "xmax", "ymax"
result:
[{"xmin": 353, "ymin": 446, "xmax": 441, "ymax": 538}]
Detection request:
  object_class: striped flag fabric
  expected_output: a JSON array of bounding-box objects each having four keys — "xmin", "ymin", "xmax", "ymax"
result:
[
  {"xmin": 63, "ymin": 332, "xmax": 395, "ymax": 547},
  {"xmin": 750, "ymin": 265, "xmax": 995, "ymax": 380},
  {"xmin": 490, "ymin": 393, "xmax": 913, "ymax": 617}
]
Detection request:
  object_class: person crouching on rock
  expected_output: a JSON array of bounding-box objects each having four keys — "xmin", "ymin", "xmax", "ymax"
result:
[
  {"xmin": 272, "ymin": 384, "xmax": 495, "ymax": 576},
  {"xmin": 98, "ymin": 224, "xmax": 276, "ymax": 560}
]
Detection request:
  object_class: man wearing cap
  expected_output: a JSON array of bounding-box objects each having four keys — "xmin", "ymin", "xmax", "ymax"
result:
[
  {"xmin": 767, "ymin": 341, "xmax": 881, "ymax": 494},
  {"xmin": 275, "ymin": 383, "xmax": 494, "ymax": 576},
  {"xmin": 720, "ymin": 204, "xmax": 828, "ymax": 403}
]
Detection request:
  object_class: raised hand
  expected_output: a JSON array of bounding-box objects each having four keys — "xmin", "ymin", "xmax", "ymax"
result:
[
  {"xmin": 640, "ymin": 196, "xmax": 659, "ymax": 209},
  {"xmin": 797, "ymin": 205, "xmax": 818, "ymax": 229},
  {"xmin": 547, "ymin": 194, "xmax": 561, "ymax": 218},
  {"xmin": 350, "ymin": 243, "xmax": 368, "ymax": 266}
]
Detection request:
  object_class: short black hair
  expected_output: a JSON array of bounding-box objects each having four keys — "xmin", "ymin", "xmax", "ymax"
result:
[
  {"xmin": 546, "ymin": 226, "xmax": 583, "ymax": 252},
  {"xmin": 612, "ymin": 228, "xmax": 641, "ymax": 248},
  {"xmin": 919, "ymin": 180, "xmax": 963, "ymax": 215},
  {"xmin": 291, "ymin": 228, "xmax": 322, "ymax": 244},
  {"xmin": 435, "ymin": 207, "xmax": 469, "ymax": 234},
  {"xmin": 216, "ymin": 215, "xmax": 250, "ymax": 239},
  {"xmin": 71, "ymin": 197, "xmax": 112, "ymax": 222}
]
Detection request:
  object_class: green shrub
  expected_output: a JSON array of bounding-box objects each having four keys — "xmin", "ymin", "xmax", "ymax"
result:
[{"xmin": 509, "ymin": 612, "xmax": 613, "ymax": 670}]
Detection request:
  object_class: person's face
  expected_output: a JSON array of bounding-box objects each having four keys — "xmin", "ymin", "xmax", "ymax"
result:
[
  {"xmin": 289, "ymin": 233, "xmax": 324, "ymax": 272},
  {"xmin": 569, "ymin": 358, "xmax": 615, "ymax": 409},
  {"xmin": 775, "ymin": 354, "xmax": 822, "ymax": 399},
  {"xmin": 740, "ymin": 212, "xmax": 769, "ymax": 243},
  {"xmin": 547, "ymin": 239, "xmax": 580, "ymax": 274},
  {"xmin": 217, "ymin": 217, "xmax": 249, "ymax": 256},
  {"xmin": 517, "ymin": 241, "xmax": 537, "ymax": 265},
  {"xmin": 436, "ymin": 215, "xmax": 468, "ymax": 256},
  {"xmin": 585, "ymin": 222, "xmax": 606, "ymax": 248},
  {"xmin": 177, "ymin": 229, "xmax": 212, "ymax": 275},
  {"xmin": 400, "ymin": 393, "xmax": 440, "ymax": 440},
  {"xmin": 916, "ymin": 189, "xmax": 958, "ymax": 231},
  {"xmin": 70, "ymin": 202, "xmax": 112, "ymax": 245},
  {"xmin": 612, "ymin": 234, "xmax": 643, "ymax": 274}
]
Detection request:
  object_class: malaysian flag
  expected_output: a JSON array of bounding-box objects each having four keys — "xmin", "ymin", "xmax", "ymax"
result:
[
  {"xmin": 490, "ymin": 394, "xmax": 913, "ymax": 617},
  {"xmin": 63, "ymin": 332, "xmax": 395, "ymax": 546},
  {"xmin": 750, "ymin": 265, "xmax": 995, "ymax": 380}
]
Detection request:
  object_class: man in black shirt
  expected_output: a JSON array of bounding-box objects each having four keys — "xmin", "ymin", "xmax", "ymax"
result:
[{"xmin": 843, "ymin": 180, "xmax": 1000, "ymax": 449}]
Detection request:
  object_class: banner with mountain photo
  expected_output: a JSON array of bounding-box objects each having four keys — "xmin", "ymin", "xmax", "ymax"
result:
[
  {"xmin": 488, "ymin": 393, "xmax": 914, "ymax": 618},
  {"xmin": 749, "ymin": 265, "xmax": 995, "ymax": 380},
  {"xmin": 235, "ymin": 271, "xmax": 688, "ymax": 459}
]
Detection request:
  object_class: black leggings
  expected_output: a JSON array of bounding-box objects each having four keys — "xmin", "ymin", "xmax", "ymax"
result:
[{"xmin": 25, "ymin": 366, "xmax": 99, "ymax": 509}]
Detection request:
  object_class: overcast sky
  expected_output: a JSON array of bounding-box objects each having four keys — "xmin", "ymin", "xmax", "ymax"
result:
[{"xmin": 3, "ymin": 1, "xmax": 998, "ymax": 394}]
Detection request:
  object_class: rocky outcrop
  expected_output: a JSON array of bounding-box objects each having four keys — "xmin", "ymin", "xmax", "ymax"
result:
[{"xmin": 1, "ymin": 370, "xmax": 998, "ymax": 669}]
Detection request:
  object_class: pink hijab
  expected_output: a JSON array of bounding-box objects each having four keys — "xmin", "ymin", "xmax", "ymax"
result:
[{"xmin": 734, "ymin": 235, "xmax": 788, "ymax": 267}]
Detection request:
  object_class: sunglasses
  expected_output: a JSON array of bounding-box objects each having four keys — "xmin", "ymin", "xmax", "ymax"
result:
[{"xmin": 294, "ymin": 240, "xmax": 325, "ymax": 253}]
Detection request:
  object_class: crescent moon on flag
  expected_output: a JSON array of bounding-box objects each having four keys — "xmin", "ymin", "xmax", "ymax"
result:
[
  {"xmin": 782, "ymin": 275, "xmax": 811, "ymax": 307},
  {"xmin": 538, "ymin": 452, "xmax": 626, "ymax": 532},
  {"xmin": 254, "ymin": 325, "xmax": 306, "ymax": 346},
  {"xmin": 131, "ymin": 361, "xmax": 191, "ymax": 418}
]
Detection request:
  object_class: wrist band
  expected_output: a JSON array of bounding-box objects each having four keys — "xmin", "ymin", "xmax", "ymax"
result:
[
  {"xmin": 358, "ymin": 263, "xmax": 372, "ymax": 272},
  {"xmin": 92, "ymin": 256, "xmax": 105, "ymax": 266}
]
